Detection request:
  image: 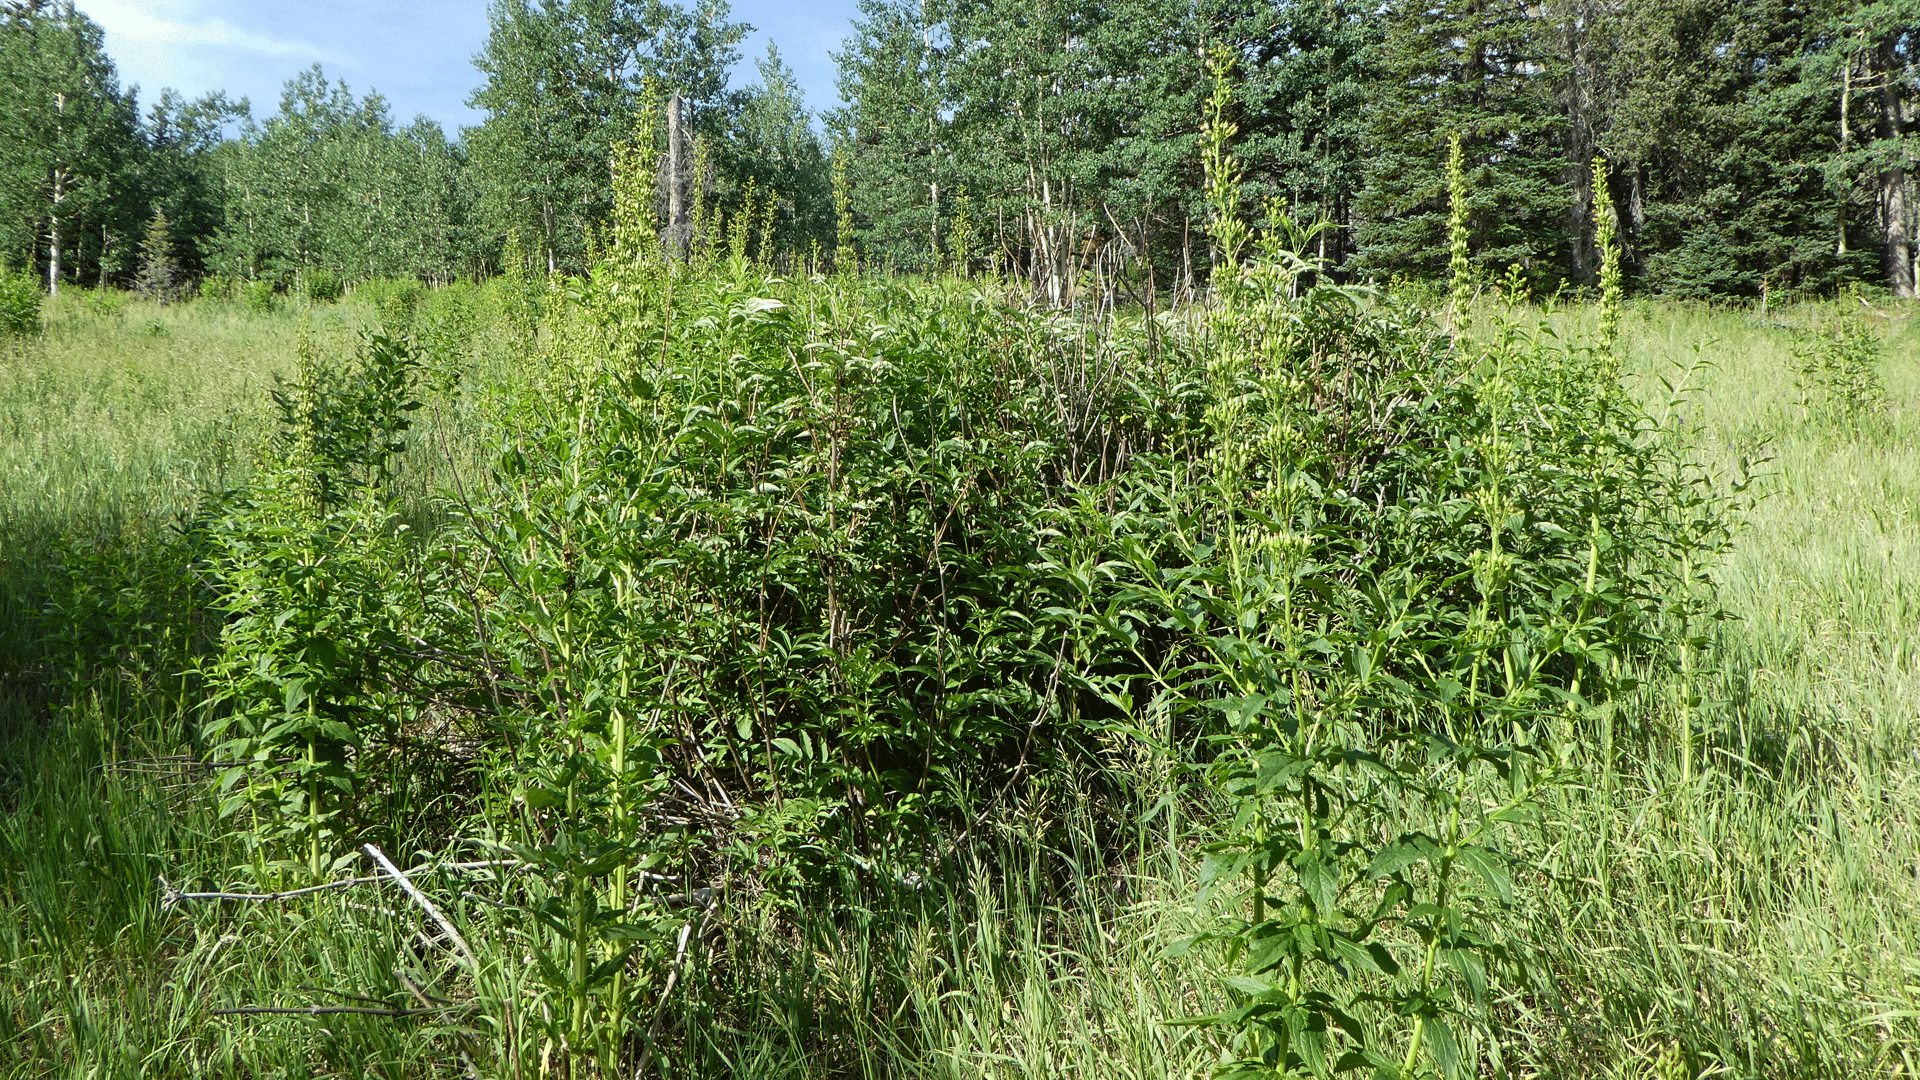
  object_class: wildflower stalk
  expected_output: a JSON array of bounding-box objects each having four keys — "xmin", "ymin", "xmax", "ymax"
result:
[
  {"xmin": 1447, "ymin": 134, "xmax": 1473, "ymax": 337},
  {"xmin": 1592, "ymin": 156, "xmax": 1624, "ymax": 359}
]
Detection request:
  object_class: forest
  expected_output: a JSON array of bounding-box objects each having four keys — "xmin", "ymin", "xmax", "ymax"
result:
[
  {"xmin": 0, "ymin": 0, "xmax": 1916, "ymax": 300},
  {"xmin": 0, "ymin": 1, "xmax": 1917, "ymax": 1079}
]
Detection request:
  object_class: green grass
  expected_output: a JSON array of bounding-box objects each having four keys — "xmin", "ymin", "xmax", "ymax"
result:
[
  {"xmin": 1496, "ymin": 301, "xmax": 1920, "ymax": 1076},
  {"xmin": 0, "ymin": 287, "xmax": 1915, "ymax": 1078}
]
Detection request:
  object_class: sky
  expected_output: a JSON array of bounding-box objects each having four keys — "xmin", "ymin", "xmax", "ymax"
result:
[{"xmin": 73, "ymin": 0, "xmax": 862, "ymax": 132}]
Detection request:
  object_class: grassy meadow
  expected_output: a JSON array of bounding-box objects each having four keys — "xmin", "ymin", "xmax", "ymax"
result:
[{"xmin": 0, "ymin": 272, "xmax": 1914, "ymax": 1080}]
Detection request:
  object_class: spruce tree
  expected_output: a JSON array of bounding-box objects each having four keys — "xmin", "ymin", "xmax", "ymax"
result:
[
  {"xmin": 826, "ymin": 0, "xmax": 954, "ymax": 273},
  {"xmin": 135, "ymin": 207, "xmax": 176, "ymax": 301},
  {"xmin": 1356, "ymin": 0, "xmax": 1570, "ymax": 286}
]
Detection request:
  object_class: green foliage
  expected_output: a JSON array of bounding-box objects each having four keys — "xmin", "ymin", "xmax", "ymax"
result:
[
  {"xmin": 209, "ymin": 67, "xmax": 476, "ymax": 286},
  {"xmin": 241, "ymin": 277, "xmax": 276, "ymax": 314},
  {"xmin": 194, "ymin": 333, "xmax": 423, "ymax": 878},
  {"xmin": 0, "ymin": 270, "xmax": 40, "ymax": 334},
  {"xmin": 1793, "ymin": 319, "xmax": 1887, "ymax": 425},
  {"xmin": 1099, "ymin": 171, "xmax": 1745, "ymax": 1070},
  {"xmin": 466, "ymin": 0, "xmax": 748, "ymax": 275},
  {"xmin": 1592, "ymin": 157, "xmax": 1624, "ymax": 356},
  {"xmin": 134, "ymin": 208, "xmax": 178, "ymax": 302},
  {"xmin": 303, "ymin": 269, "xmax": 343, "ymax": 303},
  {"xmin": 355, "ymin": 276, "xmax": 426, "ymax": 328},
  {"xmin": 0, "ymin": 2, "xmax": 141, "ymax": 288}
]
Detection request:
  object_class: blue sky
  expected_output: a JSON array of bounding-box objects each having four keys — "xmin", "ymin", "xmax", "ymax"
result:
[{"xmin": 74, "ymin": 0, "xmax": 861, "ymax": 131}]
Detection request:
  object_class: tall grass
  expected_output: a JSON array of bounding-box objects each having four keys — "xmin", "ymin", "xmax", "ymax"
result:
[{"xmin": 0, "ymin": 280, "xmax": 1915, "ymax": 1079}]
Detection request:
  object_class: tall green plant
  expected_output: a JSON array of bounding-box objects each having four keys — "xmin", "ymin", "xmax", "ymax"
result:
[
  {"xmin": 1446, "ymin": 134, "xmax": 1472, "ymax": 337},
  {"xmin": 1592, "ymin": 157, "xmax": 1623, "ymax": 357},
  {"xmin": 195, "ymin": 334, "xmax": 424, "ymax": 879}
]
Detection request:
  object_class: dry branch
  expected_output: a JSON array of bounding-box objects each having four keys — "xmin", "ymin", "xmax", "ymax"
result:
[
  {"xmin": 364, "ymin": 843, "xmax": 480, "ymax": 973},
  {"xmin": 158, "ymin": 859, "xmax": 521, "ymax": 912}
]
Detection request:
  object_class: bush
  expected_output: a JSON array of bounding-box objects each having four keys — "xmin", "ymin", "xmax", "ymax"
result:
[
  {"xmin": 84, "ymin": 287, "xmax": 130, "ymax": 317},
  {"xmin": 303, "ymin": 269, "xmax": 344, "ymax": 304},
  {"xmin": 243, "ymin": 278, "xmax": 277, "ymax": 314},
  {"xmin": 0, "ymin": 272, "xmax": 42, "ymax": 335},
  {"xmin": 1793, "ymin": 319, "xmax": 1886, "ymax": 426},
  {"xmin": 354, "ymin": 277, "xmax": 426, "ymax": 328}
]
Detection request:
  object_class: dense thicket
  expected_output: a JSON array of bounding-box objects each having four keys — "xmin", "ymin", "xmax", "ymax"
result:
[{"xmin": 0, "ymin": 0, "xmax": 1912, "ymax": 298}]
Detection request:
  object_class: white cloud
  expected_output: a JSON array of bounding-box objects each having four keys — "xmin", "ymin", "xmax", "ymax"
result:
[{"xmin": 79, "ymin": 0, "xmax": 350, "ymax": 65}]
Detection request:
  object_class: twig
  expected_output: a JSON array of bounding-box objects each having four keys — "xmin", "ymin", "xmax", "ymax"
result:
[
  {"xmin": 159, "ymin": 875, "xmax": 382, "ymax": 910},
  {"xmin": 364, "ymin": 843, "xmax": 479, "ymax": 973},
  {"xmin": 394, "ymin": 971, "xmax": 452, "ymax": 1006}
]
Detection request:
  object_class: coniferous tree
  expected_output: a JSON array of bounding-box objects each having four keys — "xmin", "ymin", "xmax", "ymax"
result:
[
  {"xmin": 135, "ymin": 207, "xmax": 176, "ymax": 300},
  {"xmin": 141, "ymin": 88, "xmax": 245, "ymax": 282},
  {"xmin": 1356, "ymin": 0, "xmax": 1570, "ymax": 286}
]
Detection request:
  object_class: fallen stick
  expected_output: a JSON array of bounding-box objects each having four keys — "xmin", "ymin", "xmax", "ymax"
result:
[
  {"xmin": 159, "ymin": 860, "xmax": 521, "ymax": 912},
  {"xmin": 633, "ymin": 897, "xmax": 715, "ymax": 1080},
  {"xmin": 364, "ymin": 843, "xmax": 480, "ymax": 974},
  {"xmin": 159, "ymin": 875, "xmax": 383, "ymax": 909}
]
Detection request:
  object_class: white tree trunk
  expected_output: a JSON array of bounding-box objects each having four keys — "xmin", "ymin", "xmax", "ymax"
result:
[
  {"xmin": 47, "ymin": 214, "xmax": 60, "ymax": 296},
  {"xmin": 665, "ymin": 94, "xmax": 691, "ymax": 260}
]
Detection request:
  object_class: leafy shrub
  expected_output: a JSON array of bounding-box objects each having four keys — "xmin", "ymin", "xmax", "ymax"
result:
[
  {"xmin": 242, "ymin": 278, "xmax": 277, "ymax": 314},
  {"xmin": 1793, "ymin": 319, "xmax": 1886, "ymax": 426},
  {"xmin": 0, "ymin": 272, "xmax": 42, "ymax": 335},
  {"xmin": 475, "ymin": 269, "xmax": 541, "ymax": 344},
  {"xmin": 355, "ymin": 277, "xmax": 426, "ymax": 328},
  {"xmin": 193, "ymin": 333, "xmax": 425, "ymax": 878},
  {"xmin": 83, "ymin": 287, "xmax": 129, "ymax": 317},
  {"xmin": 303, "ymin": 269, "xmax": 343, "ymax": 303}
]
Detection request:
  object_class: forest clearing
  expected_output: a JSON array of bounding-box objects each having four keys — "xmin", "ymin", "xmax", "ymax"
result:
[
  {"xmin": 4, "ymin": 0, "xmax": 1920, "ymax": 1076},
  {"xmin": 0, "ymin": 244, "xmax": 1915, "ymax": 1078}
]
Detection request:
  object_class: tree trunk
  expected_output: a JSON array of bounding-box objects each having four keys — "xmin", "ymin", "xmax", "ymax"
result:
[
  {"xmin": 1885, "ymin": 166, "xmax": 1915, "ymax": 299},
  {"xmin": 47, "ymin": 215, "xmax": 60, "ymax": 296},
  {"xmin": 665, "ymin": 94, "xmax": 691, "ymax": 260},
  {"xmin": 1839, "ymin": 44, "xmax": 1853, "ymax": 256},
  {"xmin": 1877, "ymin": 36, "xmax": 1915, "ymax": 298}
]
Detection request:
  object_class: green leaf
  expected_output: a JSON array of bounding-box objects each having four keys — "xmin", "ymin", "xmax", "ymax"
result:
[
  {"xmin": 1297, "ymin": 852, "xmax": 1339, "ymax": 914},
  {"xmin": 1327, "ymin": 931, "xmax": 1397, "ymax": 976},
  {"xmin": 1366, "ymin": 835, "xmax": 1438, "ymax": 880},
  {"xmin": 1454, "ymin": 844, "xmax": 1514, "ymax": 905},
  {"xmin": 1222, "ymin": 974, "xmax": 1277, "ymax": 996},
  {"xmin": 1423, "ymin": 1015, "xmax": 1463, "ymax": 1080}
]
